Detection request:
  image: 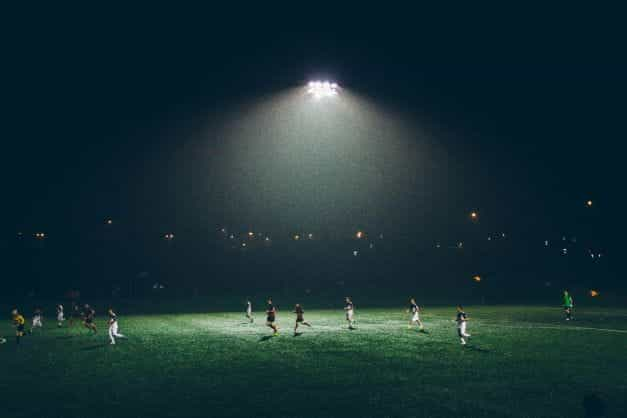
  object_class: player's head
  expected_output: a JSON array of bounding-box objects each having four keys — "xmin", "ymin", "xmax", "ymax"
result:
[
  {"xmin": 410, "ymin": 298, "xmax": 416, "ymax": 304},
  {"xmin": 345, "ymin": 297, "xmax": 351, "ymax": 303},
  {"xmin": 267, "ymin": 298, "xmax": 272, "ymax": 304},
  {"xmin": 11, "ymin": 309, "xmax": 18, "ymax": 316},
  {"xmin": 295, "ymin": 303, "xmax": 301, "ymax": 308},
  {"xmin": 108, "ymin": 308, "xmax": 114, "ymax": 315},
  {"xmin": 564, "ymin": 289, "xmax": 569, "ymax": 295},
  {"xmin": 457, "ymin": 305, "xmax": 463, "ymax": 312}
]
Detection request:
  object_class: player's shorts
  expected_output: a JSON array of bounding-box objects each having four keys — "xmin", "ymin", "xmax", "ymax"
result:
[
  {"xmin": 266, "ymin": 317, "xmax": 275, "ymax": 324},
  {"xmin": 346, "ymin": 311, "xmax": 354, "ymax": 320},
  {"xmin": 57, "ymin": 313, "xmax": 64, "ymax": 321},
  {"xmin": 411, "ymin": 313, "xmax": 420, "ymax": 322},
  {"xmin": 296, "ymin": 317, "xmax": 304, "ymax": 323},
  {"xmin": 16, "ymin": 324, "xmax": 25, "ymax": 334}
]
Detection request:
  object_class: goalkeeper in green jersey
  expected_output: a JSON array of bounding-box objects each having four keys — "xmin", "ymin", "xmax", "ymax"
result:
[{"xmin": 563, "ymin": 290, "xmax": 574, "ymax": 321}]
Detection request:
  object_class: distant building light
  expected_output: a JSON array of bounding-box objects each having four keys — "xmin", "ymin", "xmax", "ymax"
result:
[
  {"xmin": 561, "ymin": 248, "xmax": 568, "ymax": 255},
  {"xmin": 472, "ymin": 275, "xmax": 481, "ymax": 282},
  {"xmin": 586, "ymin": 200, "xmax": 593, "ymax": 207},
  {"xmin": 293, "ymin": 234, "xmax": 300, "ymax": 241},
  {"xmin": 589, "ymin": 289, "xmax": 599, "ymax": 297},
  {"xmin": 308, "ymin": 233, "xmax": 314, "ymax": 239},
  {"xmin": 355, "ymin": 231, "xmax": 364, "ymax": 239},
  {"xmin": 352, "ymin": 250, "xmax": 359, "ymax": 256},
  {"xmin": 544, "ymin": 240, "xmax": 549, "ymax": 247}
]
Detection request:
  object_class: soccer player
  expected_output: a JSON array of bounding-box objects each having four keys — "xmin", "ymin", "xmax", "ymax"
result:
[
  {"xmin": 293, "ymin": 304, "xmax": 312, "ymax": 335},
  {"xmin": 107, "ymin": 308, "xmax": 126, "ymax": 345},
  {"xmin": 563, "ymin": 290, "xmax": 574, "ymax": 321},
  {"xmin": 12, "ymin": 309, "xmax": 26, "ymax": 345},
  {"xmin": 83, "ymin": 304, "xmax": 97, "ymax": 334},
  {"xmin": 407, "ymin": 298, "xmax": 424, "ymax": 331},
  {"xmin": 456, "ymin": 305, "xmax": 471, "ymax": 345},
  {"xmin": 31, "ymin": 308, "xmax": 43, "ymax": 333},
  {"xmin": 344, "ymin": 297, "xmax": 355, "ymax": 330},
  {"xmin": 266, "ymin": 298, "xmax": 279, "ymax": 336},
  {"xmin": 245, "ymin": 299, "xmax": 253, "ymax": 323},
  {"xmin": 56, "ymin": 304, "xmax": 65, "ymax": 327}
]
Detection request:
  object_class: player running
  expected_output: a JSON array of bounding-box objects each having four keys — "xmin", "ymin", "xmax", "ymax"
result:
[
  {"xmin": 107, "ymin": 308, "xmax": 126, "ymax": 345},
  {"xmin": 293, "ymin": 304, "xmax": 312, "ymax": 335},
  {"xmin": 266, "ymin": 298, "xmax": 279, "ymax": 336},
  {"xmin": 563, "ymin": 290, "xmax": 574, "ymax": 321},
  {"xmin": 31, "ymin": 308, "xmax": 43, "ymax": 333},
  {"xmin": 407, "ymin": 298, "xmax": 424, "ymax": 331},
  {"xmin": 245, "ymin": 299, "xmax": 254, "ymax": 323},
  {"xmin": 12, "ymin": 309, "xmax": 26, "ymax": 345},
  {"xmin": 344, "ymin": 297, "xmax": 356, "ymax": 330},
  {"xmin": 56, "ymin": 304, "xmax": 65, "ymax": 327},
  {"xmin": 456, "ymin": 305, "xmax": 471, "ymax": 345},
  {"xmin": 83, "ymin": 304, "xmax": 97, "ymax": 334}
]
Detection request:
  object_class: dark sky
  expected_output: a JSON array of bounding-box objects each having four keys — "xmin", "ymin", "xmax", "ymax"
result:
[{"xmin": 3, "ymin": 5, "xmax": 624, "ymax": 247}]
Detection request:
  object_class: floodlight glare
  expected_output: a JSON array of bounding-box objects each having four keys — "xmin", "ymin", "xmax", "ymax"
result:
[{"xmin": 307, "ymin": 80, "xmax": 339, "ymax": 98}]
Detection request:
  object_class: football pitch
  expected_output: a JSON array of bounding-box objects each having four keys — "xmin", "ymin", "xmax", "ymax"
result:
[{"xmin": 1, "ymin": 305, "xmax": 626, "ymax": 417}]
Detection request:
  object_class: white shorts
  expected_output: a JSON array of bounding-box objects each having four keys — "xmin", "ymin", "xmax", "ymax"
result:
[
  {"xmin": 109, "ymin": 322, "xmax": 119, "ymax": 334},
  {"xmin": 32, "ymin": 317, "xmax": 42, "ymax": 327},
  {"xmin": 57, "ymin": 313, "xmax": 64, "ymax": 321},
  {"xmin": 346, "ymin": 310, "xmax": 354, "ymax": 321},
  {"xmin": 411, "ymin": 312, "xmax": 420, "ymax": 322}
]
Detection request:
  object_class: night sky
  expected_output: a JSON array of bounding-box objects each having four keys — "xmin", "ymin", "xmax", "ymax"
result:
[{"xmin": 2, "ymin": 6, "xmax": 624, "ymax": 295}]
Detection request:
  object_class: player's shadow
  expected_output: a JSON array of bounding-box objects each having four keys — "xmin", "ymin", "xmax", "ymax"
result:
[
  {"xmin": 258, "ymin": 335, "xmax": 275, "ymax": 342},
  {"xmin": 465, "ymin": 345, "xmax": 490, "ymax": 353},
  {"xmin": 80, "ymin": 343, "xmax": 108, "ymax": 351},
  {"xmin": 293, "ymin": 332, "xmax": 303, "ymax": 337}
]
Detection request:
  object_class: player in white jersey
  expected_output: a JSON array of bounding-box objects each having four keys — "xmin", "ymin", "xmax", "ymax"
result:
[
  {"xmin": 455, "ymin": 305, "xmax": 471, "ymax": 345},
  {"xmin": 107, "ymin": 308, "xmax": 126, "ymax": 345},
  {"xmin": 344, "ymin": 297, "xmax": 355, "ymax": 330},
  {"xmin": 245, "ymin": 300, "xmax": 253, "ymax": 323},
  {"xmin": 407, "ymin": 298, "xmax": 424, "ymax": 331},
  {"xmin": 31, "ymin": 308, "xmax": 43, "ymax": 333},
  {"xmin": 56, "ymin": 304, "xmax": 65, "ymax": 327}
]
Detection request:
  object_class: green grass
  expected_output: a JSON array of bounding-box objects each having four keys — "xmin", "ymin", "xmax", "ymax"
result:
[{"xmin": 1, "ymin": 306, "xmax": 626, "ymax": 417}]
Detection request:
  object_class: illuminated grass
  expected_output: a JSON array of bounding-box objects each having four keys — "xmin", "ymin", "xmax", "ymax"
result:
[{"xmin": 0, "ymin": 306, "xmax": 625, "ymax": 417}]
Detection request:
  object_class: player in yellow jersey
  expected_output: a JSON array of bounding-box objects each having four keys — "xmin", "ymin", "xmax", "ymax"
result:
[{"xmin": 12, "ymin": 309, "xmax": 26, "ymax": 345}]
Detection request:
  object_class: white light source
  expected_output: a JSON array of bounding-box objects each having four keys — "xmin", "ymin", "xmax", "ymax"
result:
[{"xmin": 307, "ymin": 80, "xmax": 339, "ymax": 98}]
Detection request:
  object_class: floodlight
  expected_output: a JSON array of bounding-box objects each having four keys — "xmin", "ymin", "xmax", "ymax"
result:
[{"xmin": 306, "ymin": 80, "xmax": 339, "ymax": 98}]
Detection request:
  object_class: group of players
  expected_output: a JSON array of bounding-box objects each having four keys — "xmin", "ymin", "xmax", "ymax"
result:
[
  {"xmin": 1, "ymin": 290, "xmax": 575, "ymax": 348},
  {"xmin": 248, "ymin": 296, "xmax": 473, "ymax": 345},
  {"xmin": 2, "ymin": 303, "xmax": 126, "ymax": 346}
]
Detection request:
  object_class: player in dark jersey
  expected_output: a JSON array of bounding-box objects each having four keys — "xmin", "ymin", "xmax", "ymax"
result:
[
  {"xmin": 455, "ymin": 305, "xmax": 471, "ymax": 345},
  {"xmin": 407, "ymin": 298, "xmax": 424, "ymax": 331},
  {"xmin": 12, "ymin": 309, "xmax": 26, "ymax": 344},
  {"xmin": 344, "ymin": 297, "xmax": 355, "ymax": 330},
  {"xmin": 83, "ymin": 304, "xmax": 97, "ymax": 334},
  {"xmin": 293, "ymin": 304, "xmax": 312, "ymax": 335},
  {"xmin": 266, "ymin": 298, "xmax": 279, "ymax": 336}
]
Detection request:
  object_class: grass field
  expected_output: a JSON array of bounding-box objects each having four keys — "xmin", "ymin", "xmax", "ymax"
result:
[{"xmin": 1, "ymin": 305, "xmax": 626, "ymax": 417}]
